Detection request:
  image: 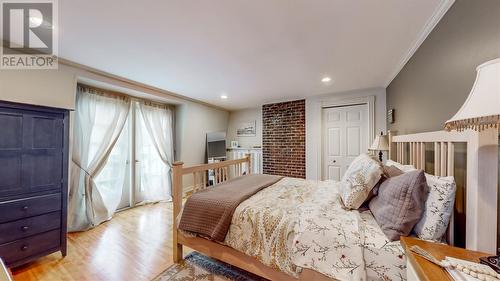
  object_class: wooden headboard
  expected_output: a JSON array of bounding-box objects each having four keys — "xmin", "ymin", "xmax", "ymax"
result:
[{"xmin": 387, "ymin": 130, "xmax": 498, "ymax": 253}]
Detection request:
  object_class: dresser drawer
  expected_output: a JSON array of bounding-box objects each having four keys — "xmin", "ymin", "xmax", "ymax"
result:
[
  {"xmin": 0, "ymin": 193, "xmax": 61, "ymax": 223},
  {"xmin": 0, "ymin": 229, "xmax": 60, "ymax": 265},
  {"xmin": 0, "ymin": 212, "xmax": 61, "ymax": 244}
]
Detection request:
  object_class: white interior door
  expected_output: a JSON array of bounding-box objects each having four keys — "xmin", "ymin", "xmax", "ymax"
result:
[{"xmin": 322, "ymin": 104, "xmax": 369, "ymax": 181}]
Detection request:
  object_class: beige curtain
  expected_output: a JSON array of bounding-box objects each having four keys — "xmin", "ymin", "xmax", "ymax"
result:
[
  {"xmin": 69, "ymin": 86, "xmax": 131, "ymax": 231},
  {"xmin": 137, "ymin": 101, "xmax": 174, "ymax": 201}
]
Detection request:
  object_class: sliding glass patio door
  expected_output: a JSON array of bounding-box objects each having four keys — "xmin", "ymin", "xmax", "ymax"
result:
[
  {"xmin": 134, "ymin": 103, "xmax": 172, "ymax": 204},
  {"xmin": 94, "ymin": 101, "xmax": 172, "ymax": 210},
  {"xmin": 94, "ymin": 117, "xmax": 131, "ymax": 210},
  {"xmin": 71, "ymin": 86, "xmax": 174, "ymax": 231}
]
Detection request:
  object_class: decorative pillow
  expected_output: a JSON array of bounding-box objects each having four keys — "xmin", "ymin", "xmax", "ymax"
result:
[
  {"xmin": 369, "ymin": 170, "xmax": 429, "ymax": 241},
  {"xmin": 383, "ymin": 165, "xmax": 405, "ymax": 178},
  {"xmin": 413, "ymin": 174, "xmax": 456, "ymax": 241},
  {"xmin": 340, "ymin": 154, "xmax": 383, "ymax": 209},
  {"xmin": 364, "ymin": 165, "xmax": 404, "ymax": 204},
  {"xmin": 385, "ymin": 160, "xmax": 416, "ymax": 172}
]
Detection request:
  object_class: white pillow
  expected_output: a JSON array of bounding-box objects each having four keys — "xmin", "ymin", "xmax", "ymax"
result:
[
  {"xmin": 341, "ymin": 154, "xmax": 383, "ymax": 209},
  {"xmin": 385, "ymin": 159, "xmax": 416, "ymax": 172},
  {"xmin": 413, "ymin": 174, "xmax": 456, "ymax": 241}
]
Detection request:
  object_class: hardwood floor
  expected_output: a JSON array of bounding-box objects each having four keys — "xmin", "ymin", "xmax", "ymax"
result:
[{"xmin": 11, "ymin": 203, "xmax": 178, "ymax": 281}]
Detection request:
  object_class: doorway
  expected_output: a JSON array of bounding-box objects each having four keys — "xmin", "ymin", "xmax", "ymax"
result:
[{"xmin": 322, "ymin": 104, "xmax": 369, "ymax": 181}]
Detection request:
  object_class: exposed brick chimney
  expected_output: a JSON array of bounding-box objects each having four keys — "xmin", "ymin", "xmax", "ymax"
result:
[{"xmin": 262, "ymin": 99, "xmax": 306, "ymax": 178}]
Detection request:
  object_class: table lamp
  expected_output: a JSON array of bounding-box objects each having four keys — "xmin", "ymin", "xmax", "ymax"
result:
[
  {"xmin": 444, "ymin": 58, "xmax": 500, "ymax": 272},
  {"xmin": 445, "ymin": 58, "xmax": 500, "ymax": 131},
  {"xmin": 369, "ymin": 132, "xmax": 389, "ymax": 162}
]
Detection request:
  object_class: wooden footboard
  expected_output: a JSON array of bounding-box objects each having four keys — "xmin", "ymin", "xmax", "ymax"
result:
[
  {"xmin": 171, "ymin": 155, "xmax": 336, "ymax": 281},
  {"xmin": 171, "ymin": 155, "xmax": 252, "ymax": 263}
]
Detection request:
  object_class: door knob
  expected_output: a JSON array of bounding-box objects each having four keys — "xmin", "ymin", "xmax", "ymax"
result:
[{"xmin": 333, "ymin": 160, "xmax": 336, "ymax": 163}]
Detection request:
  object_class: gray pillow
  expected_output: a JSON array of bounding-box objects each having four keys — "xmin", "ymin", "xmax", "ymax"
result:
[{"xmin": 369, "ymin": 169, "xmax": 429, "ymax": 241}]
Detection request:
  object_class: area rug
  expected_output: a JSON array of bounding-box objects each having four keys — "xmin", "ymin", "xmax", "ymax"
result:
[{"xmin": 153, "ymin": 252, "xmax": 269, "ymax": 281}]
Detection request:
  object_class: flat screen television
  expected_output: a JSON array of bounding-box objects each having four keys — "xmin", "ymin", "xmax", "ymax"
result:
[{"xmin": 206, "ymin": 132, "xmax": 226, "ymax": 160}]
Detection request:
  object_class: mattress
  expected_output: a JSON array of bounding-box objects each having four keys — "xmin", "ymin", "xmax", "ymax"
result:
[{"xmin": 223, "ymin": 177, "xmax": 406, "ymax": 281}]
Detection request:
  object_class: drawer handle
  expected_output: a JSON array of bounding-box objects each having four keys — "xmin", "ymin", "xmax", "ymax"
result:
[
  {"xmin": 21, "ymin": 226, "xmax": 29, "ymax": 231},
  {"xmin": 22, "ymin": 206, "xmax": 29, "ymax": 211},
  {"xmin": 21, "ymin": 245, "xmax": 29, "ymax": 251}
]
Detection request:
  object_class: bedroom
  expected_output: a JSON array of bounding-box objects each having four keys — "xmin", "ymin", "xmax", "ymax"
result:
[{"xmin": 0, "ymin": 0, "xmax": 499, "ymax": 281}]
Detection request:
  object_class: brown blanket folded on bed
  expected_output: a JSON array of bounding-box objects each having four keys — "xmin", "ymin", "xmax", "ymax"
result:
[{"xmin": 178, "ymin": 174, "xmax": 283, "ymax": 242}]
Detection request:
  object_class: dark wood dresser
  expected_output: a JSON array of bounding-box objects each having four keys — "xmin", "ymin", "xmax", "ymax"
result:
[{"xmin": 0, "ymin": 101, "xmax": 69, "ymax": 268}]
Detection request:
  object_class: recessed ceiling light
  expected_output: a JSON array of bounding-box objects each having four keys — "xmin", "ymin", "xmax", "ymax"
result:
[
  {"xmin": 321, "ymin": 76, "xmax": 332, "ymax": 83},
  {"xmin": 220, "ymin": 94, "xmax": 228, "ymax": 99}
]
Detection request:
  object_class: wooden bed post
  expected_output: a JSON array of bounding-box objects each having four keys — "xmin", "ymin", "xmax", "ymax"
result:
[
  {"xmin": 388, "ymin": 130, "xmax": 397, "ymax": 161},
  {"xmin": 246, "ymin": 153, "xmax": 252, "ymax": 174},
  {"xmin": 388, "ymin": 131, "xmax": 393, "ymax": 161},
  {"xmin": 465, "ymin": 128, "xmax": 498, "ymax": 253},
  {"xmin": 172, "ymin": 161, "xmax": 184, "ymax": 263}
]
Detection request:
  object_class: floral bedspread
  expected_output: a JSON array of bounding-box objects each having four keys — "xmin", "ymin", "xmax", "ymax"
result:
[{"xmin": 223, "ymin": 177, "xmax": 406, "ymax": 281}]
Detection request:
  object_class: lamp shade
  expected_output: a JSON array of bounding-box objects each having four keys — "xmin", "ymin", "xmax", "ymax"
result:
[
  {"xmin": 445, "ymin": 58, "xmax": 500, "ymax": 131},
  {"xmin": 369, "ymin": 134, "xmax": 389, "ymax": 151}
]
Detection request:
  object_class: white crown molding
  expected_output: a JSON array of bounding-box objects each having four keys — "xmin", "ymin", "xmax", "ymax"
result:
[
  {"xmin": 384, "ymin": 0, "xmax": 455, "ymax": 87},
  {"xmin": 59, "ymin": 58, "xmax": 230, "ymax": 112}
]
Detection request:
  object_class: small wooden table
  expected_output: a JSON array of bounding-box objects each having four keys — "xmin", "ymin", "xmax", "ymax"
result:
[{"xmin": 401, "ymin": 237, "xmax": 491, "ymax": 281}]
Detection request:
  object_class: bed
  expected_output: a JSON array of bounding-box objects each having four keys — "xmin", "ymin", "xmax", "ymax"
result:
[{"xmin": 171, "ymin": 130, "xmax": 498, "ymax": 281}]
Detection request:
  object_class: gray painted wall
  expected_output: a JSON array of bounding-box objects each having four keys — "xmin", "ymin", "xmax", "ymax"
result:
[
  {"xmin": 387, "ymin": 0, "xmax": 500, "ymax": 134},
  {"xmin": 387, "ymin": 0, "xmax": 500, "ymax": 248}
]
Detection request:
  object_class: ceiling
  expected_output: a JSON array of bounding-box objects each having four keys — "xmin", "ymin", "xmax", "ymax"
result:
[{"xmin": 59, "ymin": 0, "xmax": 452, "ymax": 110}]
